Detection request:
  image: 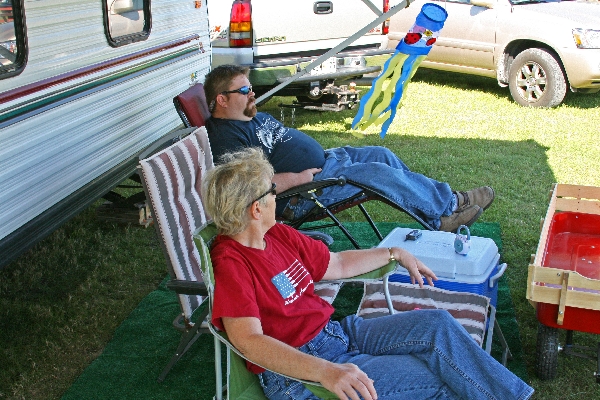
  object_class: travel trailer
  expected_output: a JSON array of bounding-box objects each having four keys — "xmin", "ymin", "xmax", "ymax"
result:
[{"xmin": 0, "ymin": 0, "xmax": 211, "ymax": 268}]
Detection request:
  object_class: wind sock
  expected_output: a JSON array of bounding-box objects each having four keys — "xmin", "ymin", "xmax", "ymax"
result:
[{"xmin": 352, "ymin": 3, "xmax": 447, "ymax": 138}]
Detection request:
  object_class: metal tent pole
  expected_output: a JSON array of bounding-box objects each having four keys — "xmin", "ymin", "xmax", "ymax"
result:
[{"xmin": 255, "ymin": 0, "xmax": 411, "ymax": 104}]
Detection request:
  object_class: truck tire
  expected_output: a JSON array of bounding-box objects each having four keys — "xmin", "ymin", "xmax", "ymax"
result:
[
  {"xmin": 535, "ymin": 323, "xmax": 560, "ymax": 380},
  {"xmin": 508, "ymin": 48, "xmax": 567, "ymax": 107}
]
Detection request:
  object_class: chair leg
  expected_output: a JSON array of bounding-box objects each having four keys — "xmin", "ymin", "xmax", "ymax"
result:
[
  {"xmin": 358, "ymin": 203, "xmax": 384, "ymax": 241},
  {"xmin": 157, "ymin": 307, "xmax": 210, "ymax": 382},
  {"xmin": 383, "ymin": 275, "xmax": 395, "ymax": 315},
  {"xmin": 215, "ymin": 335, "xmax": 223, "ymax": 400},
  {"xmin": 493, "ymin": 316, "xmax": 513, "ymax": 366},
  {"xmin": 485, "ymin": 306, "xmax": 496, "ymax": 355},
  {"xmin": 323, "ymin": 208, "xmax": 361, "ymax": 249}
]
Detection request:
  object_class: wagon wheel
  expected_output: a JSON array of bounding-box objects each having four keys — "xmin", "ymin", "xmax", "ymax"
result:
[{"xmin": 536, "ymin": 323, "xmax": 560, "ymax": 380}]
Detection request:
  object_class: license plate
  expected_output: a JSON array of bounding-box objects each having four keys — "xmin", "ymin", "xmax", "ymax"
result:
[{"xmin": 310, "ymin": 57, "xmax": 337, "ymax": 76}]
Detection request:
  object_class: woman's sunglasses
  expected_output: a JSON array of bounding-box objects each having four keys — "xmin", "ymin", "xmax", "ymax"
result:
[
  {"xmin": 221, "ymin": 85, "xmax": 253, "ymax": 96},
  {"xmin": 248, "ymin": 183, "xmax": 276, "ymax": 207}
]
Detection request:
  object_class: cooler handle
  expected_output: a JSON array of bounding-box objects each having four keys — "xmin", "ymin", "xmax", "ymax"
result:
[{"xmin": 489, "ymin": 263, "xmax": 507, "ymax": 288}]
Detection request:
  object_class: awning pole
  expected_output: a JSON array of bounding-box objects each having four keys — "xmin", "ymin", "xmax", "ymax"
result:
[{"xmin": 255, "ymin": 0, "xmax": 411, "ymax": 104}]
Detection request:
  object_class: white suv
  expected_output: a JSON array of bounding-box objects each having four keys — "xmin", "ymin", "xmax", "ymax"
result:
[
  {"xmin": 208, "ymin": 0, "xmax": 396, "ymax": 104},
  {"xmin": 388, "ymin": 0, "xmax": 600, "ymax": 107}
]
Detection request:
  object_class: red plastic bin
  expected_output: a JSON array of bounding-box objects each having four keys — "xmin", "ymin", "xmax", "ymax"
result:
[{"xmin": 528, "ymin": 184, "xmax": 600, "ymax": 330}]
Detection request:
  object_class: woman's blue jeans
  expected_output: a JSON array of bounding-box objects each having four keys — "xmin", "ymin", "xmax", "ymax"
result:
[
  {"xmin": 258, "ymin": 310, "xmax": 534, "ymax": 400},
  {"xmin": 284, "ymin": 146, "xmax": 455, "ymax": 229}
]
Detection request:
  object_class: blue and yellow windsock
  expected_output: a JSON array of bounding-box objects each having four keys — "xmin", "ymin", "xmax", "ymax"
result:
[{"xmin": 352, "ymin": 3, "xmax": 447, "ymax": 138}]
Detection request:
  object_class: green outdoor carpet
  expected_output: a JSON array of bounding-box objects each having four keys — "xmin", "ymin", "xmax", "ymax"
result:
[{"xmin": 62, "ymin": 222, "xmax": 527, "ymax": 400}]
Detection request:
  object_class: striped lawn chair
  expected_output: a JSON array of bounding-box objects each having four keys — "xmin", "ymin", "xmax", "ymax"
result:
[
  {"xmin": 139, "ymin": 126, "xmax": 214, "ymax": 382},
  {"xmin": 357, "ymin": 281, "xmax": 511, "ymax": 363}
]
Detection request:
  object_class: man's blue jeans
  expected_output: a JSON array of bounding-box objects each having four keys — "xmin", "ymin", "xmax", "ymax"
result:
[
  {"xmin": 284, "ymin": 146, "xmax": 455, "ymax": 229},
  {"xmin": 258, "ymin": 310, "xmax": 534, "ymax": 399}
]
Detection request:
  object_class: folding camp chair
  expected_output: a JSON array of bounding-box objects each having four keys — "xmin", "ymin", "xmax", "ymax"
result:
[
  {"xmin": 276, "ymin": 178, "xmax": 434, "ymax": 249},
  {"xmin": 173, "ymin": 82, "xmax": 212, "ymax": 129},
  {"xmin": 191, "ymin": 223, "xmax": 398, "ymax": 400},
  {"xmin": 191, "ymin": 224, "xmax": 504, "ymax": 399},
  {"xmin": 173, "ymin": 85, "xmax": 434, "ymax": 250},
  {"xmin": 140, "ymin": 125, "xmax": 339, "ymax": 383},
  {"xmin": 138, "ymin": 126, "xmax": 214, "ymax": 382},
  {"xmin": 357, "ymin": 281, "xmax": 506, "ymax": 360}
]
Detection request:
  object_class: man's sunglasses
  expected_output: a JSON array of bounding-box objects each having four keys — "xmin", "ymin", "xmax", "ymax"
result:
[
  {"xmin": 248, "ymin": 183, "xmax": 276, "ymax": 207},
  {"xmin": 221, "ymin": 85, "xmax": 253, "ymax": 96}
]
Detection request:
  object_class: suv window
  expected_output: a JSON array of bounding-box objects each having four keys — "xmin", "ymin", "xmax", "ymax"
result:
[
  {"xmin": 0, "ymin": 0, "xmax": 27, "ymax": 79},
  {"xmin": 103, "ymin": 0, "xmax": 151, "ymax": 47}
]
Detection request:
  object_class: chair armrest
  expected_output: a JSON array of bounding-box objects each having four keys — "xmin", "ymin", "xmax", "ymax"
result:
[
  {"xmin": 166, "ymin": 279, "xmax": 208, "ymax": 296},
  {"xmin": 276, "ymin": 176, "xmax": 347, "ymax": 201},
  {"xmin": 209, "ymin": 323, "xmax": 337, "ymax": 398},
  {"xmin": 343, "ymin": 261, "xmax": 397, "ymax": 281},
  {"xmin": 299, "ymin": 230, "xmax": 334, "ymax": 246}
]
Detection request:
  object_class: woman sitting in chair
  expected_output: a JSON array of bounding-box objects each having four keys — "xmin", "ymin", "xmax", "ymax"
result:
[{"xmin": 202, "ymin": 147, "xmax": 533, "ymax": 400}]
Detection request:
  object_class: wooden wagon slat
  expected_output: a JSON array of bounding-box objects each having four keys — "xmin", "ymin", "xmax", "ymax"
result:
[
  {"xmin": 531, "ymin": 184, "xmax": 558, "ymax": 268},
  {"xmin": 527, "ymin": 265, "xmax": 600, "ymax": 314},
  {"xmin": 527, "ymin": 284, "xmax": 600, "ymax": 312},
  {"xmin": 555, "ymin": 197, "xmax": 600, "ymax": 215},
  {"xmin": 555, "ymin": 183, "xmax": 600, "ymax": 201},
  {"xmin": 529, "ymin": 265, "xmax": 600, "ymax": 289}
]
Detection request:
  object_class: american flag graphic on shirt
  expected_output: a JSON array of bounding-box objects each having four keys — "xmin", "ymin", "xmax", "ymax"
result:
[{"xmin": 271, "ymin": 259, "xmax": 313, "ymax": 305}]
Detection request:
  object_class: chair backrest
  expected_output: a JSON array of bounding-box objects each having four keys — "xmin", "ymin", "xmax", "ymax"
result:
[
  {"xmin": 173, "ymin": 83, "xmax": 212, "ymax": 128},
  {"xmin": 139, "ymin": 126, "xmax": 214, "ymax": 319},
  {"xmin": 194, "ymin": 225, "xmax": 268, "ymax": 400},
  {"xmin": 194, "ymin": 226, "xmax": 336, "ymax": 400}
]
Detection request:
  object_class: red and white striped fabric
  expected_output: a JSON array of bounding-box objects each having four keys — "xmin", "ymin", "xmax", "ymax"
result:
[
  {"xmin": 140, "ymin": 127, "xmax": 213, "ymax": 318},
  {"xmin": 358, "ymin": 282, "xmax": 490, "ymax": 347}
]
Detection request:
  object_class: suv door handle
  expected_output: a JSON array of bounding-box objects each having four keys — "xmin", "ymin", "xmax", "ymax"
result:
[{"xmin": 314, "ymin": 1, "xmax": 333, "ymax": 14}]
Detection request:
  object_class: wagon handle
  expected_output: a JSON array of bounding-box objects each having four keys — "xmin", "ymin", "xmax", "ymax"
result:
[{"xmin": 489, "ymin": 263, "xmax": 508, "ymax": 288}]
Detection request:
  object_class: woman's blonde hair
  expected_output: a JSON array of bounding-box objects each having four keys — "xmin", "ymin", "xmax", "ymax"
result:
[{"xmin": 202, "ymin": 147, "xmax": 274, "ymax": 236}]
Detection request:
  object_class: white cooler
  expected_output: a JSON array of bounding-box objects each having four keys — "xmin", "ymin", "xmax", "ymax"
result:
[{"xmin": 379, "ymin": 227, "xmax": 507, "ymax": 306}]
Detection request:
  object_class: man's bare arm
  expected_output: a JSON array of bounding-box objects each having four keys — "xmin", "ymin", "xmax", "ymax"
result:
[
  {"xmin": 271, "ymin": 168, "xmax": 321, "ymax": 193},
  {"xmin": 222, "ymin": 316, "xmax": 377, "ymax": 400}
]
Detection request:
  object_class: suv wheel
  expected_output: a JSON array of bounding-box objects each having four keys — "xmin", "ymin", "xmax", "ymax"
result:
[{"xmin": 508, "ymin": 48, "xmax": 567, "ymax": 107}]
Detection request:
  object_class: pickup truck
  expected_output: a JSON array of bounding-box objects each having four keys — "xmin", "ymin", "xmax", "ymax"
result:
[
  {"xmin": 208, "ymin": 0, "xmax": 398, "ymax": 105},
  {"xmin": 387, "ymin": 0, "xmax": 600, "ymax": 107}
]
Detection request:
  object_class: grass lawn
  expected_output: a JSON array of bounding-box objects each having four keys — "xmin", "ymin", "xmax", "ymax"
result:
[{"xmin": 2, "ymin": 67, "xmax": 600, "ymax": 399}]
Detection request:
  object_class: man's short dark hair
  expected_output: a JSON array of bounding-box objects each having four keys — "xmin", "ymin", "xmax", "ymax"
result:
[{"xmin": 204, "ymin": 65, "xmax": 250, "ymax": 112}]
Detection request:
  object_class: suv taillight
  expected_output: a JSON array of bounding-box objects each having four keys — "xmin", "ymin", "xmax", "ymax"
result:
[
  {"xmin": 229, "ymin": 0, "xmax": 252, "ymax": 47},
  {"xmin": 382, "ymin": 0, "xmax": 390, "ymax": 35}
]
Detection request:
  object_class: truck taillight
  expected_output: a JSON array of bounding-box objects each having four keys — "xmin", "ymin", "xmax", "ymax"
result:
[
  {"xmin": 382, "ymin": 0, "xmax": 390, "ymax": 35},
  {"xmin": 229, "ymin": 0, "xmax": 252, "ymax": 47}
]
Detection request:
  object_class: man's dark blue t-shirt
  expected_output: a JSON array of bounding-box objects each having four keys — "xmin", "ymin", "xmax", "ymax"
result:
[{"xmin": 206, "ymin": 112, "xmax": 326, "ymax": 173}]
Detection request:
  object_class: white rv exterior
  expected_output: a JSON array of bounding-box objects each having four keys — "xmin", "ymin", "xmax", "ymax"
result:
[{"xmin": 0, "ymin": 0, "xmax": 211, "ymax": 267}]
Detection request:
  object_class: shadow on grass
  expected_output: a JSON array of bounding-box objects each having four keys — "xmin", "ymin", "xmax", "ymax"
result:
[
  {"xmin": 0, "ymin": 202, "xmax": 167, "ymax": 399},
  {"xmin": 0, "ymin": 131, "xmax": 560, "ymax": 399}
]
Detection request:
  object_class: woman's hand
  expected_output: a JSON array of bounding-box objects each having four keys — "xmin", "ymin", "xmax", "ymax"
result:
[
  {"xmin": 393, "ymin": 247, "xmax": 437, "ymax": 287},
  {"xmin": 320, "ymin": 362, "xmax": 377, "ymax": 400}
]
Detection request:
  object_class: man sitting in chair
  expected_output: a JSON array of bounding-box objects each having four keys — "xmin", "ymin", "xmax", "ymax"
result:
[
  {"xmin": 202, "ymin": 147, "xmax": 533, "ymax": 400},
  {"xmin": 203, "ymin": 64, "xmax": 495, "ymax": 233}
]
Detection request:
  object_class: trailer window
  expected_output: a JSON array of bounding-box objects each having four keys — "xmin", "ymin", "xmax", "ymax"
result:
[
  {"xmin": 0, "ymin": 0, "xmax": 27, "ymax": 79},
  {"xmin": 103, "ymin": 0, "xmax": 151, "ymax": 47}
]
